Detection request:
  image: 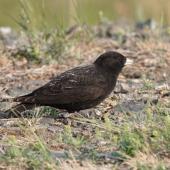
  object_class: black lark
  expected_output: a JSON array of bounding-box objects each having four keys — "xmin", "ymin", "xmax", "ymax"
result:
[{"xmin": 1, "ymin": 51, "xmax": 127, "ymax": 118}]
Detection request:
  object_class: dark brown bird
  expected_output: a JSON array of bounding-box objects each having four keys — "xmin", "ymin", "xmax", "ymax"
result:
[{"xmin": 1, "ymin": 51, "xmax": 126, "ymax": 118}]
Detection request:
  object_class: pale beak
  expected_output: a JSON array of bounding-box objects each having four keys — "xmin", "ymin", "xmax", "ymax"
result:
[{"xmin": 125, "ymin": 58, "xmax": 133, "ymax": 65}]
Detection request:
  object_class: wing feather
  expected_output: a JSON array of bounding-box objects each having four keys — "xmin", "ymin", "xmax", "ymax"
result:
[{"xmin": 30, "ymin": 66, "xmax": 107, "ymax": 104}]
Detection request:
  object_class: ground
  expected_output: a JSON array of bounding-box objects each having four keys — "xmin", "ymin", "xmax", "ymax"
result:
[{"xmin": 0, "ymin": 21, "xmax": 170, "ymax": 169}]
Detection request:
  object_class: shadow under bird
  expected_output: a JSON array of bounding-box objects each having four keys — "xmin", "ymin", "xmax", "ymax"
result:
[{"xmin": 1, "ymin": 51, "xmax": 127, "ymax": 118}]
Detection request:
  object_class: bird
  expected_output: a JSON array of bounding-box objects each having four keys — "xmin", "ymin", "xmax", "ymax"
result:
[{"xmin": 1, "ymin": 51, "xmax": 126, "ymax": 118}]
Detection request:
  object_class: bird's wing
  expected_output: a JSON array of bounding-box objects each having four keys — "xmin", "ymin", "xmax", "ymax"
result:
[{"xmin": 30, "ymin": 66, "xmax": 107, "ymax": 104}]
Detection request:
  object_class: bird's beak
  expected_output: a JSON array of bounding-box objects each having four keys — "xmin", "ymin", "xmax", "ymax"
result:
[{"xmin": 125, "ymin": 58, "xmax": 133, "ymax": 65}]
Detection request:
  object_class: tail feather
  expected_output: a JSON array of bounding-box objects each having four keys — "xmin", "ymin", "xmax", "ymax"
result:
[
  {"xmin": 0, "ymin": 97, "xmax": 15, "ymax": 102},
  {"xmin": 13, "ymin": 95, "xmax": 34, "ymax": 103},
  {"xmin": 0, "ymin": 93, "xmax": 37, "ymax": 118},
  {"xmin": 0, "ymin": 93, "xmax": 34, "ymax": 103},
  {"xmin": 0, "ymin": 104, "xmax": 36, "ymax": 118}
]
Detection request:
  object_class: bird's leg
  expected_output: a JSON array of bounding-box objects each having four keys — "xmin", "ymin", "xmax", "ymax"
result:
[
  {"xmin": 44, "ymin": 109, "xmax": 68, "ymax": 119},
  {"xmin": 54, "ymin": 111, "xmax": 81, "ymax": 125},
  {"xmin": 44, "ymin": 109, "xmax": 70, "ymax": 124},
  {"xmin": 55, "ymin": 110, "xmax": 70, "ymax": 119}
]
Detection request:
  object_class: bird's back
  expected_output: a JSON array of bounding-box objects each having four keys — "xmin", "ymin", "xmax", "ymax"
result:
[{"xmin": 15, "ymin": 64, "xmax": 116, "ymax": 112}]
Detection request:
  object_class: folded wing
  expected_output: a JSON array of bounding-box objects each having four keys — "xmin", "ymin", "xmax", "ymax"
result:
[{"xmin": 16, "ymin": 66, "xmax": 107, "ymax": 105}]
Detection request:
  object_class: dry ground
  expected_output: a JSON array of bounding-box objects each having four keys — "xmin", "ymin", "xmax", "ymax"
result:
[{"xmin": 0, "ymin": 22, "xmax": 170, "ymax": 169}]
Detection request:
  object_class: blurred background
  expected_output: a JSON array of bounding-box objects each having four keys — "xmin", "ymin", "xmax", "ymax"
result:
[{"xmin": 0, "ymin": 0, "xmax": 169, "ymax": 30}]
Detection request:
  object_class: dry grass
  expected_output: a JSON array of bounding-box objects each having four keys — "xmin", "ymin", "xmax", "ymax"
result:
[{"xmin": 0, "ymin": 21, "xmax": 170, "ymax": 169}]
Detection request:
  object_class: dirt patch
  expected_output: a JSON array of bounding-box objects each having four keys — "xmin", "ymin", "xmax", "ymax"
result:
[{"xmin": 0, "ymin": 22, "xmax": 170, "ymax": 169}]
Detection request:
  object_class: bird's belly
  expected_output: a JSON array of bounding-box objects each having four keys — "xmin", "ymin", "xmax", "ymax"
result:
[{"xmin": 49, "ymin": 97, "xmax": 105, "ymax": 112}]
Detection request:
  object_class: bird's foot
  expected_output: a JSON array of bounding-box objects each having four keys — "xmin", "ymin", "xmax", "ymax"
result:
[
  {"xmin": 0, "ymin": 111, "xmax": 9, "ymax": 119},
  {"xmin": 54, "ymin": 112, "xmax": 80, "ymax": 125}
]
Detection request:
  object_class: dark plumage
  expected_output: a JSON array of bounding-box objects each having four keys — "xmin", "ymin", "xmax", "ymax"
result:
[{"xmin": 2, "ymin": 51, "xmax": 126, "ymax": 118}]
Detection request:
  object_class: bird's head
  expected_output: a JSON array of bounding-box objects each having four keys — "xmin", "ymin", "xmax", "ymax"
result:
[{"xmin": 94, "ymin": 51, "xmax": 127, "ymax": 74}]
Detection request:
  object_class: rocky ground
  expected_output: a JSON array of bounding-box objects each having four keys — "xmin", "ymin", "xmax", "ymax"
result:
[{"xmin": 0, "ymin": 21, "xmax": 170, "ymax": 169}]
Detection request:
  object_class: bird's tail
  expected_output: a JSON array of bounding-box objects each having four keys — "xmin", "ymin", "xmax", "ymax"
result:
[
  {"xmin": 0, "ymin": 93, "xmax": 34, "ymax": 103},
  {"xmin": 0, "ymin": 97, "xmax": 15, "ymax": 102},
  {"xmin": 0, "ymin": 104, "xmax": 36, "ymax": 118}
]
